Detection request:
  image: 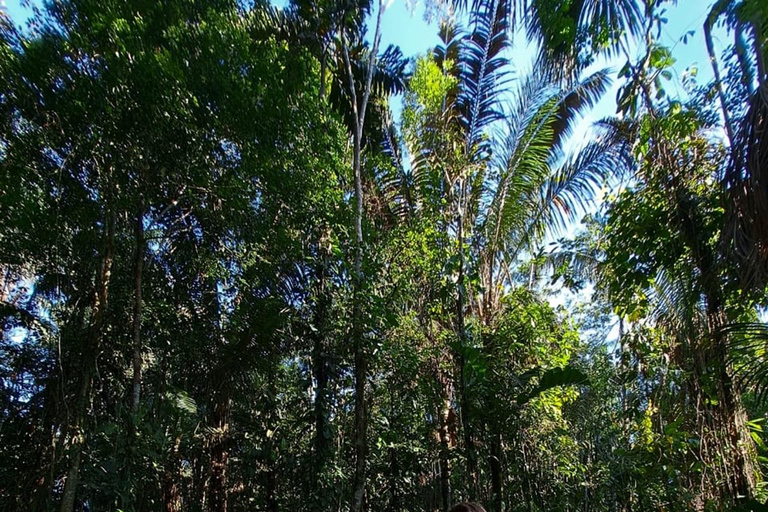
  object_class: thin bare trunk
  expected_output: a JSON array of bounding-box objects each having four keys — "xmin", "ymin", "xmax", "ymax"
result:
[
  {"xmin": 164, "ymin": 436, "xmax": 183, "ymax": 512},
  {"xmin": 313, "ymin": 232, "xmax": 331, "ymax": 511},
  {"xmin": 59, "ymin": 188, "xmax": 116, "ymax": 512},
  {"xmin": 438, "ymin": 368, "xmax": 453, "ymax": 512},
  {"xmin": 489, "ymin": 432, "xmax": 502, "ymax": 512},
  {"xmin": 131, "ymin": 200, "xmax": 145, "ymax": 415},
  {"xmin": 319, "ymin": 45, "xmax": 328, "ymax": 101},
  {"xmin": 341, "ymin": 3, "xmax": 384, "ymax": 510},
  {"xmin": 705, "ymin": 0, "xmax": 736, "ymax": 146},
  {"xmin": 456, "ymin": 180, "xmax": 478, "ymax": 498},
  {"xmin": 209, "ymin": 395, "xmax": 230, "ymax": 512}
]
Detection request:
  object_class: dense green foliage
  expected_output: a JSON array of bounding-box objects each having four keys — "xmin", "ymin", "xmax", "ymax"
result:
[{"xmin": 1, "ymin": 0, "xmax": 768, "ymax": 511}]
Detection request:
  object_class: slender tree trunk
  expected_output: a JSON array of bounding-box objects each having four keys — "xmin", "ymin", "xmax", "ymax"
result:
[
  {"xmin": 313, "ymin": 228, "xmax": 331, "ymax": 510},
  {"xmin": 704, "ymin": 1, "xmax": 736, "ymax": 146},
  {"xmin": 0, "ymin": 266, "xmax": 11, "ymax": 302},
  {"xmin": 341, "ymin": 4, "xmax": 384, "ymax": 509},
  {"xmin": 209, "ymin": 394, "xmax": 230, "ymax": 512},
  {"xmin": 59, "ymin": 194, "xmax": 116, "ymax": 512},
  {"xmin": 164, "ymin": 436, "xmax": 183, "ymax": 512},
  {"xmin": 131, "ymin": 201, "xmax": 145, "ymax": 415},
  {"xmin": 265, "ymin": 466, "xmax": 278, "ymax": 512},
  {"xmin": 438, "ymin": 367, "xmax": 453, "ymax": 512},
  {"xmin": 489, "ymin": 432, "xmax": 503, "ymax": 512},
  {"xmin": 387, "ymin": 454, "xmax": 399, "ymax": 512},
  {"xmin": 319, "ymin": 45, "xmax": 328, "ymax": 102},
  {"xmin": 263, "ymin": 374, "xmax": 279, "ymax": 512},
  {"xmin": 350, "ymin": 126, "xmax": 368, "ymax": 512},
  {"xmin": 455, "ymin": 185, "xmax": 478, "ymax": 498}
]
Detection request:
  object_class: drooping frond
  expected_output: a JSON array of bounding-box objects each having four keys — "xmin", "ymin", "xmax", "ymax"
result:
[
  {"xmin": 723, "ymin": 85, "xmax": 768, "ymax": 294},
  {"xmin": 369, "ymin": 103, "xmax": 416, "ymax": 222},
  {"xmin": 526, "ymin": 0, "xmax": 644, "ymax": 68},
  {"xmin": 649, "ymin": 267, "xmax": 705, "ymax": 340},
  {"xmin": 483, "ymin": 91, "xmax": 556, "ymax": 256},
  {"xmin": 433, "ymin": 20, "xmax": 463, "ymax": 71},
  {"xmin": 330, "ymin": 41, "xmax": 407, "ymax": 138},
  {"xmin": 247, "ymin": 4, "xmax": 309, "ymax": 44},
  {"xmin": 457, "ymin": 0, "xmax": 512, "ymax": 153},
  {"xmin": 577, "ymin": 0, "xmax": 645, "ymax": 49},
  {"xmin": 481, "ymin": 66, "xmax": 619, "ymax": 264},
  {"xmin": 539, "ymin": 137, "xmax": 631, "ymax": 235},
  {"xmin": 724, "ymin": 322, "xmax": 768, "ymax": 402},
  {"xmin": 543, "ymin": 233, "xmax": 603, "ymax": 291},
  {"xmin": 549, "ymin": 68, "xmax": 612, "ymax": 151}
]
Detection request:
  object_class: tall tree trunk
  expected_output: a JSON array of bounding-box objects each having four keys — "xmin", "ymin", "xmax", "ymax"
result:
[
  {"xmin": 489, "ymin": 432, "xmax": 503, "ymax": 512},
  {"xmin": 705, "ymin": 0, "xmax": 736, "ymax": 146},
  {"xmin": 437, "ymin": 364, "xmax": 453, "ymax": 512},
  {"xmin": 209, "ymin": 394, "xmax": 230, "ymax": 512},
  {"xmin": 350, "ymin": 124, "xmax": 368, "ymax": 512},
  {"xmin": 313, "ymin": 228, "xmax": 331, "ymax": 510},
  {"xmin": 319, "ymin": 45, "xmax": 328, "ymax": 102},
  {"xmin": 708, "ymin": 309, "xmax": 756, "ymax": 501},
  {"xmin": 675, "ymin": 178, "xmax": 757, "ymax": 504},
  {"xmin": 341, "ymin": 3, "xmax": 384, "ymax": 509},
  {"xmin": 455, "ymin": 182, "xmax": 478, "ymax": 498},
  {"xmin": 265, "ymin": 465, "xmax": 278, "ymax": 512},
  {"xmin": 164, "ymin": 435, "xmax": 183, "ymax": 512},
  {"xmin": 131, "ymin": 200, "xmax": 145, "ymax": 415},
  {"xmin": 59, "ymin": 193, "xmax": 116, "ymax": 512}
]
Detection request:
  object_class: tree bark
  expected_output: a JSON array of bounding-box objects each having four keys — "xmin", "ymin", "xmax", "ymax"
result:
[
  {"xmin": 674, "ymin": 172, "xmax": 757, "ymax": 504},
  {"xmin": 164, "ymin": 436, "xmax": 183, "ymax": 512},
  {"xmin": 489, "ymin": 432, "xmax": 503, "ymax": 512},
  {"xmin": 438, "ymin": 367, "xmax": 453, "ymax": 512},
  {"xmin": 313, "ymin": 227, "xmax": 331, "ymax": 510},
  {"xmin": 59, "ymin": 192, "xmax": 116, "ymax": 512},
  {"xmin": 341, "ymin": 3, "xmax": 384, "ymax": 510},
  {"xmin": 455, "ymin": 180, "xmax": 478, "ymax": 499},
  {"xmin": 209, "ymin": 394, "xmax": 230, "ymax": 512},
  {"xmin": 350, "ymin": 124, "xmax": 368, "ymax": 512},
  {"xmin": 131, "ymin": 200, "xmax": 145, "ymax": 416}
]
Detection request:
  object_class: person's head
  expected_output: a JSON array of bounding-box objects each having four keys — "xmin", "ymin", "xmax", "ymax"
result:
[{"xmin": 448, "ymin": 503, "xmax": 487, "ymax": 512}]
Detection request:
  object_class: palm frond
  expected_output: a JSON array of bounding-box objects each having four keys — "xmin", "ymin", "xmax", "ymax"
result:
[
  {"xmin": 723, "ymin": 84, "xmax": 768, "ymax": 294},
  {"xmin": 724, "ymin": 322, "xmax": 768, "ymax": 402},
  {"xmin": 649, "ymin": 267, "xmax": 705, "ymax": 340},
  {"xmin": 540, "ymin": 137, "xmax": 630, "ymax": 235},
  {"xmin": 543, "ymin": 233, "xmax": 603, "ymax": 290},
  {"xmin": 369, "ymin": 103, "xmax": 416, "ymax": 222},
  {"xmin": 549, "ymin": 68, "xmax": 613, "ymax": 152},
  {"xmin": 577, "ymin": 0, "xmax": 645, "ymax": 48},
  {"xmin": 527, "ymin": 0, "xmax": 645, "ymax": 69},
  {"xmin": 482, "ymin": 66, "xmax": 621, "ymax": 267},
  {"xmin": 457, "ymin": 0, "xmax": 512, "ymax": 152},
  {"xmin": 330, "ymin": 40, "xmax": 407, "ymax": 139}
]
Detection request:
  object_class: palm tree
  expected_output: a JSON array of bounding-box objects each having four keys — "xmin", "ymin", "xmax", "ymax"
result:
[
  {"xmin": 711, "ymin": 0, "xmax": 768, "ymax": 294},
  {"xmin": 374, "ymin": 5, "xmax": 629, "ymax": 504}
]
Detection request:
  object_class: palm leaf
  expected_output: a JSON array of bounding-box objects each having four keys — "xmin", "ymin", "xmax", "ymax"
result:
[
  {"xmin": 457, "ymin": 0, "xmax": 512, "ymax": 152},
  {"xmin": 724, "ymin": 322, "xmax": 768, "ymax": 403}
]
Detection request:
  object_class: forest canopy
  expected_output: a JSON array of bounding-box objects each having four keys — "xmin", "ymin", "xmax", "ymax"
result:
[{"xmin": 1, "ymin": 0, "xmax": 768, "ymax": 511}]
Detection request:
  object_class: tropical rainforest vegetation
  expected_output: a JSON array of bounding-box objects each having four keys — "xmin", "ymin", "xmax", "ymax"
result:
[{"xmin": 1, "ymin": 0, "xmax": 768, "ymax": 510}]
